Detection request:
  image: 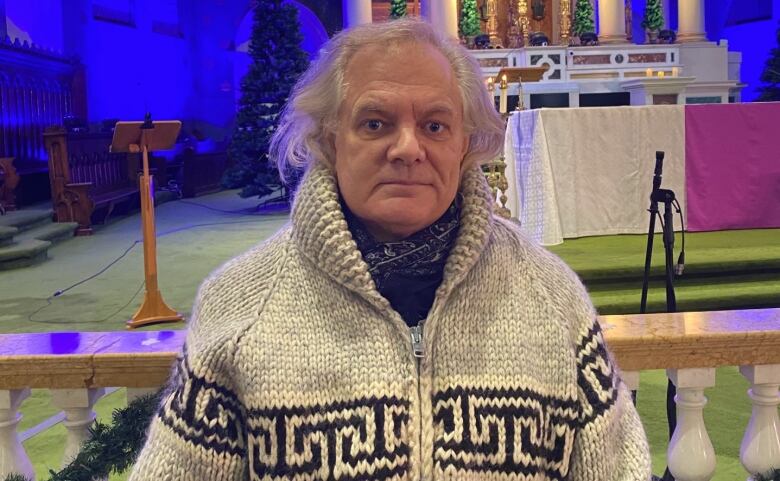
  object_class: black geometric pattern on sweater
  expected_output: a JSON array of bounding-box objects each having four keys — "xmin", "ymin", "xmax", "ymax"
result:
[
  {"xmin": 576, "ymin": 321, "xmax": 619, "ymax": 425},
  {"xmin": 158, "ymin": 350, "xmax": 246, "ymax": 456},
  {"xmin": 246, "ymin": 395, "xmax": 411, "ymax": 481},
  {"xmin": 432, "ymin": 385, "xmax": 579, "ymax": 480}
]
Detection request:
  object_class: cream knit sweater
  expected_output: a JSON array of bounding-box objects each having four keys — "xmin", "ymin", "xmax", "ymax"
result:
[{"xmin": 128, "ymin": 164, "xmax": 651, "ymax": 481}]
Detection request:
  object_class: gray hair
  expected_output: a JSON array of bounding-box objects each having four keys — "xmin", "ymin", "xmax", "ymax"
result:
[{"xmin": 269, "ymin": 16, "xmax": 505, "ymax": 184}]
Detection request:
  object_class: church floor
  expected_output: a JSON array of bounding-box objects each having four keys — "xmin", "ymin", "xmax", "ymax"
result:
[{"xmin": 1, "ymin": 190, "xmax": 775, "ymax": 480}]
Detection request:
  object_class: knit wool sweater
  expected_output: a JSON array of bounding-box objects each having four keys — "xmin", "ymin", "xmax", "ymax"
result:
[{"xmin": 128, "ymin": 164, "xmax": 651, "ymax": 481}]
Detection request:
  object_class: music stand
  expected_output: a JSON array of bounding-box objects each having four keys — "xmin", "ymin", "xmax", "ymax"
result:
[{"xmin": 111, "ymin": 119, "xmax": 183, "ymax": 329}]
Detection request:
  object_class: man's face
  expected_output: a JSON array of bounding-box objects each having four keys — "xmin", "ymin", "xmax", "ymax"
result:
[{"xmin": 333, "ymin": 41, "xmax": 469, "ymax": 241}]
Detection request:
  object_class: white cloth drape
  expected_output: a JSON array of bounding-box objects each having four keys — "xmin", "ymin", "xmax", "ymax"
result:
[{"xmin": 505, "ymin": 105, "xmax": 687, "ymax": 245}]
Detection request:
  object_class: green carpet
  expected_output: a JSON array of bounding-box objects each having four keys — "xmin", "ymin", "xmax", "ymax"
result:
[{"xmin": 2, "ymin": 191, "xmax": 776, "ymax": 480}]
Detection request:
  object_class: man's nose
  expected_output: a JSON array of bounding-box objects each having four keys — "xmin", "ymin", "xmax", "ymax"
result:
[{"xmin": 388, "ymin": 126, "xmax": 425, "ymax": 165}]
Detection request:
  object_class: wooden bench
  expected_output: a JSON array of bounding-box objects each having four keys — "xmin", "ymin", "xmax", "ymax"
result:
[{"xmin": 43, "ymin": 127, "xmax": 141, "ymax": 235}]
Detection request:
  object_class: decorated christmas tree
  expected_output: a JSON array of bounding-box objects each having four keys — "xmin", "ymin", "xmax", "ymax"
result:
[
  {"xmin": 222, "ymin": 0, "xmax": 309, "ymax": 199},
  {"xmin": 641, "ymin": 0, "xmax": 665, "ymax": 32},
  {"xmin": 572, "ymin": 0, "xmax": 595, "ymax": 36},
  {"xmin": 459, "ymin": 0, "xmax": 481, "ymax": 37},
  {"xmin": 389, "ymin": 0, "xmax": 407, "ymax": 19},
  {"xmin": 757, "ymin": 19, "xmax": 780, "ymax": 101}
]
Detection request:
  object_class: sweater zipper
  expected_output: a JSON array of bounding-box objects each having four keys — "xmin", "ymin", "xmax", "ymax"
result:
[{"xmin": 409, "ymin": 321, "xmax": 425, "ymax": 480}]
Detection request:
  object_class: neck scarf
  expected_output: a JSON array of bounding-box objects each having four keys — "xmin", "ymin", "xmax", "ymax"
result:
[{"xmin": 343, "ymin": 198, "xmax": 461, "ymax": 326}]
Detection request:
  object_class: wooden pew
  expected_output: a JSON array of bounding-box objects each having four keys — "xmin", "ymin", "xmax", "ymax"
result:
[{"xmin": 43, "ymin": 127, "xmax": 141, "ymax": 235}]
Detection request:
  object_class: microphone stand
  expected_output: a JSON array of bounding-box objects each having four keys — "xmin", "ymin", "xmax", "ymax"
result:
[{"xmin": 639, "ymin": 151, "xmax": 679, "ymax": 481}]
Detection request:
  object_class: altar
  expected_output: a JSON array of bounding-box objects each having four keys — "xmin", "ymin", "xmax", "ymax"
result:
[{"xmin": 503, "ymin": 103, "xmax": 780, "ymax": 246}]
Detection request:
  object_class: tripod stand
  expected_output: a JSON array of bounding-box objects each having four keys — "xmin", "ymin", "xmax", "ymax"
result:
[{"xmin": 640, "ymin": 151, "xmax": 686, "ymax": 481}]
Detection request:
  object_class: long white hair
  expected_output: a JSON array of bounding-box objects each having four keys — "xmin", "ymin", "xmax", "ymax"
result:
[{"xmin": 269, "ymin": 16, "xmax": 505, "ymax": 185}]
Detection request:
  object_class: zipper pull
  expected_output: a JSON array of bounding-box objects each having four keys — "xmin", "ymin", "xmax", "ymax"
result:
[{"xmin": 410, "ymin": 324, "xmax": 424, "ymax": 358}]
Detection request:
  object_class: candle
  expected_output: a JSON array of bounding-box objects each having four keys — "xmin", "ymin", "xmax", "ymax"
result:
[
  {"xmin": 672, "ymin": 67, "xmax": 679, "ymax": 77},
  {"xmin": 499, "ymin": 74, "xmax": 508, "ymax": 114},
  {"xmin": 658, "ymin": 71, "xmax": 666, "ymax": 78},
  {"xmin": 646, "ymin": 68, "xmax": 653, "ymax": 77},
  {"xmin": 487, "ymin": 76, "xmax": 494, "ymax": 93}
]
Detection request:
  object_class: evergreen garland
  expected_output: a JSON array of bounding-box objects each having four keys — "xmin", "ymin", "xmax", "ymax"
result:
[
  {"xmin": 459, "ymin": 0, "xmax": 481, "ymax": 37},
  {"xmin": 641, "ymin": 0, "xmax": 665, "ymax": 32},
  {"xmin": 3, "ymin": 389, "xmax": 162, "ymax": 481},
  {"xmin": 572, "ymin": 0, "xmax": 595, "ymax": 36},
  {"xmin": 754, "ymin": 468, "xmax": 780, "ymax": 481},
  {"xmin": 389, "ymin": 0, "xmax": 407, "ymax": 19},
  {"xmin": 222, "ymin": 0, "xmax": 309, "ymax": 199},
  {"xmin": 758, "ymin": 19, "xmax": 780, "ymax": 102}
]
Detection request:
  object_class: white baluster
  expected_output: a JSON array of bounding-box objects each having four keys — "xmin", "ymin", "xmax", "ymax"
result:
[
  {"xmin": 0, "ymin": 388, "xmax": 34, "ymax": 481},
  {"xmin": 667, "ymin": 368, "xmax": 717, "ymax": 481},
  {"xmin": 50, "ymin": 388, "xmax": 106, "ymax": 468},
  {"xmin": 739, "ymin": 364, "xmax": 780, "ymax": 476}
]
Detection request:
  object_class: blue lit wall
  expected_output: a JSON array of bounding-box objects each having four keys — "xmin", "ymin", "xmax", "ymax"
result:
[
  {"xmin": 710, "ymin": 0, "xmax": 779, "ymax": 101},
  {"xmin": 5, "ymin": 0, "xmax": 63, "ymax": 52},
  {"xmin": 3, "ymin": 0, "xmax": 331, "ymax": 141}
]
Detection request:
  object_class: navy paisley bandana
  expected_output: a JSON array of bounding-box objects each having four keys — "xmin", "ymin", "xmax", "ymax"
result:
[{"xmin": 343, "ymin": 197, "xmax": 461, "ymax": 326}]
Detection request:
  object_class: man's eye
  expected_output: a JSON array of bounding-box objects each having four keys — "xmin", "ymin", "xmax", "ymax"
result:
[
  {"xmin": 364, "ymin": 119, "xmax": 383, "ymax": 131},
  {"xmin": 426, "ymin": 122, "xmax": 445, "ymax": 134}
]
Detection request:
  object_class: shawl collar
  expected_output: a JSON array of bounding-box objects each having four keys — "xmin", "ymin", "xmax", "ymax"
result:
[{"xmin": 290, "ymin": 163, "xmax": 494, "ymax": 314}]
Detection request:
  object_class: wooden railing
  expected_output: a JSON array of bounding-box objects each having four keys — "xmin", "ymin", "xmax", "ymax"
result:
[
  {"xmin": 0, "ymin": 37, "xmax": 86, "ymax": 171},
  {"xmin": 1, "ymin": 309, "xmax": 780, "ymax": 480}
]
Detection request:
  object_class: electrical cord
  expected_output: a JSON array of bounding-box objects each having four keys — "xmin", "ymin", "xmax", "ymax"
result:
[{"xmin": 25, "ymin": 218, "xmax": 271, "ymax": 324}]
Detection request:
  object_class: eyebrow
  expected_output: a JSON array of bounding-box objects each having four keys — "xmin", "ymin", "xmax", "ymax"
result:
[
  {"xmin": 419, "ymin": 103, "xmax": 456, "ymax": 118},
  {"xmin": 351, "ymin": 100, "xmax": 392, "ymax": 117}
]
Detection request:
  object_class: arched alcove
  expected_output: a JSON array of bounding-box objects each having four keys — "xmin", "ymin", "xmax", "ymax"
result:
[{"xmin": 233, "ymin": 1, "xmax": 328, "ymax": 106}]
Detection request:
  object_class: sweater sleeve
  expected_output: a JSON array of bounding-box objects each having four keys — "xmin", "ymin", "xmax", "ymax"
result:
[
  {"xmin": 127, "ymin": 340, "xmax": 247, "ymax": 481},
  {"xmin": 568, "ymin": 319, "xmax": 652, "ymax": 481},
  {"xmin": 128, "ymin": 278, "xmax": 249, "ymax": 480}
]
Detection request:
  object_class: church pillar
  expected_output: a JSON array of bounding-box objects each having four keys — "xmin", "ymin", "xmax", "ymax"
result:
[
  {"xmin": 342, "ymin": 0, "xmax": 372, "ymax": 28},
  {"xmin": 678, "ymin": 0, "xmax": 707, "ymax": 42},
  {"xmin": 422, "ymin": 0, "xmax": 458, "ymax": 39},
  {"xmin": 598, "ymin": 0, "xmax": 627, "ymax": 43}
]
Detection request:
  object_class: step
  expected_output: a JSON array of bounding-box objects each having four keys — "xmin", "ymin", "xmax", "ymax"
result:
[
  {"xmin": 17, "ymin": 222, "xmax": 77, "ymax": 244},
  {"xmin": 0, "ymin": 209, "xmax": 53, "ymax": 233},
  {"xmin": 0, "ymin": 238, "xmax": 51, "ymax": 270},
  {"xmin": 548, "ymin": 229, "xmax": 780, "ymax": 283},
  {"xmin": 0, "ymin": 225, "xmax": 18, "ymax": 247},
  {"xmin": 589, "ymin": 274, "xmax": 780, "ymax": 315}
]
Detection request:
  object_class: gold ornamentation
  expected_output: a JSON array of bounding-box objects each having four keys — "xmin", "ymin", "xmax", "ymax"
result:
[
  {"xmin": 486, "ymin": 0, "xmax": 501, "ymax": 47},
  {"xmin": 482, "ymin": 113, "xmax": 512, "ymax": 219},
  {"xmin": 560, "ymin": 0, "xmax": 572, "ymax": 46},
  {"xmin": 517, "ymin": 0, "xmax": 530, "ymax": 46}
]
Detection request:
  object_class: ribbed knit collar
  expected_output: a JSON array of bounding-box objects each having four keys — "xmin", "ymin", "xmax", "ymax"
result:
[{"xmin": 290, "ymin": 163, "xmax": 494, "ymax": 313}]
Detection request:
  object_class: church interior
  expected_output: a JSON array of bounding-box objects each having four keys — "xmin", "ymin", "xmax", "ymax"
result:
[{"xmin": 0, "ymin": 1, "xmax": 779, "ymax": 480}]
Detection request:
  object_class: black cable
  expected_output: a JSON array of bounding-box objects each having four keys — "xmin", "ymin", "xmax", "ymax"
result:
[
  {"xmin": 673, "ymin": 198, "xmax": 686, "ymax": 276},
  {"xmin": 175, "ymin": 192, "xmax": 289, "ymax": 216},
  {"xmin": 28, "ymin": 280, "xmax": 145, "ymax": 325},
  {"xmin": 26, "ymin": 218, "xmax": 272, "ymax": 324}
]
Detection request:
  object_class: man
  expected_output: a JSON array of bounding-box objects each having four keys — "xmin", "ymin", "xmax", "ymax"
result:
[{"xmin": 129, "ymin": 17, "xmax": 650, "ymax": 481}]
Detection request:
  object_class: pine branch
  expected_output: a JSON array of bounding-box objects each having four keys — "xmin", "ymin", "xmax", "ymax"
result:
[{"xmin": 2, "ymin": 390, "xmax": 163, "ymax": 481}]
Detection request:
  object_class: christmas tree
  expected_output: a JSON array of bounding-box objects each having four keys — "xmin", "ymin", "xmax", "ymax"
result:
[
  {"xmin": 222, "ymin": 0, "xmax": 309, "ymax": 199},
  {"xmin": 641, "ymin": 0, "xmax": 664, "ymax": 32},
  {"xmin": 389, "ymin": 0, "xmax": 407, "ymax": 19},
  {"xmin": 459, "ymin": 0, "xmax": 481, "ymax": 37},
  {"xmin": 572, "ymin": 0, "xmax": 595, "ymax": 36},
  {"xmin": 758, "ymin": 19, "xmax": 780, "ymax": 101}
]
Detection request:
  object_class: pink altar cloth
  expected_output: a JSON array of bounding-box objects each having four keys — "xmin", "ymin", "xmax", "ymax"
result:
[{"xmin": 685, "ymin": 102, "xmax": 780, "ymax": 231}]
